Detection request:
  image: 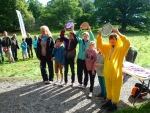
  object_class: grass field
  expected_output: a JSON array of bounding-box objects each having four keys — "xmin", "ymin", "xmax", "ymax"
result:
[{"xmin": 0, "ymin": 29, "xmax": 150, "ymax": 112}]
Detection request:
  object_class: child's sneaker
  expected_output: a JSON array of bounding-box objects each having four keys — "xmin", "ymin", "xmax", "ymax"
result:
[
  {"xmin": 54, "ymin": 80, "xmax": 59, "ymax": 85},
  {"xmin": 60, "ymin": 81, "xmax": 64, "ymax": 86},
  {"xmin": 88, "ymin": 92, "xmax": 92, "ymax": 98},
  {"xmin": 72, "ymin": 83, "xmax": 75, "ymax": 87},
  {"xmin": 81, "ymin": 85, "xmax": 86, "ymax": 89},
  {"xmin": 62, "ymin": 82, "xmax": 67, "ymax": 87},
  {"xmin": 44, "ymin": 81, "xmax": 50, "ymax": 84},
  {"xmin": 78, "ymin": 84, "xmax": 82, "ymax": 88}
]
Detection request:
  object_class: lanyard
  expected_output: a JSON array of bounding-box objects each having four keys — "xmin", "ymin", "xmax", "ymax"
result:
[
  {"xmin": 88, "ymin": 50, "xmax": 94, "ymax": 61},
  {"xmin": 68, "ymin": 39, "xmax": 71, "ymax": 49},
  {"xmin": 82, "ymin": 41, "xmax": 88, "ymax": 52}
]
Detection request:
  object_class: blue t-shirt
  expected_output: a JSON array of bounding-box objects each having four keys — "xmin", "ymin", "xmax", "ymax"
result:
[
  {"xmin": 42, "ymin": 36, "xmax": 48, "ymax": 42},
  {"xmin": 21, "ymin": 42, "xmax": 27, "ymax": 51}
]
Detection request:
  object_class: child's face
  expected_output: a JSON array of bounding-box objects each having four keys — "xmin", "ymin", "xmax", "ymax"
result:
[
  {"xmin": 83, "ymin": 34, "xmax": 89, "ymax": 42},
  {"xmin": 56, "ymin": 40, "xmax": 62, "ymax": 46},
  {"xmin": 88, "ymin": 43, "xmax": 94, "ymax": 50},
  {"xmin": 109, "ymin": 37, "xmax": 117, "ymax": 46},
  {"xmin": 22, "ymin": 39, "xmax": 25, "ymax": 42}
]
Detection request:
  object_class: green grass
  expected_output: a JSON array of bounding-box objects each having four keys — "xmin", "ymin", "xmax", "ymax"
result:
[{"xmin": 113, "ymin": 102, "xmax": 150, "ymax": 113}]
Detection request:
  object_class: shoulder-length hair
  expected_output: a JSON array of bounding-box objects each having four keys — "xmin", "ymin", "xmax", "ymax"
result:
[{"xmin": 40, "ymin": 25, "xmax": 52, "ymax": 37}]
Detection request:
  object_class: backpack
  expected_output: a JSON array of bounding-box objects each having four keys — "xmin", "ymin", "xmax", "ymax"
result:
[{"xmin": 131, "ymin": 83, "xmax": 148, "ymax": 98}]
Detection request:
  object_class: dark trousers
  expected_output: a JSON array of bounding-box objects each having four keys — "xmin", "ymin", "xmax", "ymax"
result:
[
  {"xmin": 27, "ymin": 45, "xmax": 33, "ymax": 58},
  {"xmin": 64, "ymin": 57, "xmax": 75, "ymax": 83},
  {"xmin": 88, "ymin": 71, "xmax": 96, "ymax": 92},
  {"xmin": 34, "ymin": 48, "xmax": 37, "ymax": 58},
  {"xmin": 11, "ymin": 48, "xmax": 18, "ymax": 60},
  {"xmin": 40, "ymin": 56, "xmax": 54, "ymax": 81},
  {"xmin": 0, "ymin": 47, "xmax": 4, "ymax": 63},
  {"xmin": 77, "ymin": 59, "xmax": 88, "ymax": 86}
]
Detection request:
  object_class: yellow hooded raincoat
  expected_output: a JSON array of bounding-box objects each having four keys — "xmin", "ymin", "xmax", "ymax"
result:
[{"xmin": 97, "ymin": 34, "xmax": 130, "ymax": 103}]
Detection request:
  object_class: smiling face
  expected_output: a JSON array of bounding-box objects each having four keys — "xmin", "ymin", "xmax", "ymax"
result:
[
  {"xmin": 109, "ymin": 34, "xmax": 117, "ymax": 46},
  {"xmin": 3, "ymin": 31, "xmax": 7, "ymax": 37},
  {"xmin": 88, "ymin": 41, "xmax": 96, "ymax": 50},
  {"xmin": 41, "ymin": 27, "xmax": 48, "ymax": 36},
  {"xmin": 109, "ymin": 37, "xmax": 117, "ymax": 46},
  {"xmin": 83, "ymin": 33, "xmax": 89, "ymax": 42}
]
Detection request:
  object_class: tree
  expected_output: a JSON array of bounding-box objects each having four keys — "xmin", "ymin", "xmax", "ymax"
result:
[
  {"xmin": 78, "ymin": 0, "xmax": 95, "ymax": 14},
  {"xmin": 94, "ymin": 0, "xmax": 150, "ymax": 32},
  {"xmin": 0, "ymin": 0, "xmax": 35, "ymax": 32},
  {"xmin": 27, "ymin": 0, "xmax": 43, "ymax": 20},
  {"xmin": 41, "ymin": 0, "xmax": 82, "ymax": 29}
]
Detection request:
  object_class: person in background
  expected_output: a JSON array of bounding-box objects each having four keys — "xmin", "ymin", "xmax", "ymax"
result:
[
  {"xmin": 94, "ymin": 49, "xmax": 106, "ymax": 100},
  {"xmin": 126, "ymin": 46, "xmax": 138, "ymax": 63},
  {"xmin": 0, "ymin": 38, "xmax": 4, "ymax": 63},
  {"xmin": 52, "ymin": 37, "xmax": 65, "ymax": 85},
  {"xmin": 1, "ymin": 31, "xmax": 14, "ymax": 64},
  {"xmin": 37, "ymin": 25, "xmax": 55, "ymax": 84},
  {"xmin": 85, "ymin": 41, "xmax": 97, "ymax": 98},
  {"xmin": 21, "ymin": 38, "xmax": 28, "ymax": 61},
  {"xmin": 11, "ymin": 34, "xmax": 19, "ymax": 61},
  {"xmin": 33, "ymin": 35, "xmax": 38, "ymax": 57},
  {"xmin": 60, "ymin": 25, "xmax": 78, "ymax": 87},
  {"xmin": 26, "ymin": 33, "xmax": 33, "ymax": 58},
  {"xmin": 76, "ymin": 25, "xmax": 95, "ymax": 89},
  {"xmin": 97, "ymin": 28, "xmax": 130, "ymax": 112}
]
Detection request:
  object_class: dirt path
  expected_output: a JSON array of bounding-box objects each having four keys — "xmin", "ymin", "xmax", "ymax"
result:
[{"xmin": 0, "ymin": 75, "xmax": 149, "ymax": 113}]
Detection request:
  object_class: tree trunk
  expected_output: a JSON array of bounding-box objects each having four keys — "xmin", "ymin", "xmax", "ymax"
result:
[{"xmin": 121, "ymin": 22, "xmax": 127, "ymax": 32}]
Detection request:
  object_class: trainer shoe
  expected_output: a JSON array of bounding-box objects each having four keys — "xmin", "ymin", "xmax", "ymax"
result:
[
  {"xmin": 54, "ymin": 80, "xmax": 59, "ymax": 85},
  {"xmin": 81, "ymin": 85, "xmax": 86, "ymax": 89},
  {"xmin": 78, "ymin": 84, "xmax": 82, "ymax": 88},
  {"xmin": 88, "ymin": 92, "xmax": 92, "ymax": 98},
  {"xmin": 101, "ymin": 100, "xmax": 112, "ymax": 109},
  {"xmin": 44, "ymin": 81, "xmax": 50, "ymax": 84},
  {"xmin": 62, "ymin": 82, "xmax": 67, "ymax": 87},
  {"xmin": 72, "ymin": 83, "xmax": 75, "ymax": 87},
  {"xmin": 60, "ymin": 81, "xmax": 64, "ymax": 86},
  {"xmin": 106, "ymin": 104, "xmax": 118, "ymax": 112}
]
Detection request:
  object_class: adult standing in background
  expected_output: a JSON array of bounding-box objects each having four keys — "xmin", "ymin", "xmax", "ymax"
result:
[
  {"xmin": 0, "ymin": 38, "xmax": 4, "ymax": 63},
  {"xmin": 26, "ymin": 33, "xmax": 33, "ymax": 58},
  {"xmin": 33, "ymin": 35, "xmax": 38, "ymax": 57},
  {"xmin": 11, "ymin": 34, "xmax": 19, "ymax": 61},
  {"xmin": 37, "ymin": 25, "xmax": 55, "ymax": 84},
  {"xmin": 2, "ymin": 31, "xmax": 14, "ymax": 63}
]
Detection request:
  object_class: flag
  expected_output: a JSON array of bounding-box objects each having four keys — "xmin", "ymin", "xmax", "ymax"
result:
[{"xmin": 16, "ymin": 10, "xmax": 27, "ymax": 38}]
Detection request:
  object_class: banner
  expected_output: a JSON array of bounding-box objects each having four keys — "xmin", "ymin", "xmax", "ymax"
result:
[{"xmin": 16, "ymin": 10, "xmax": 27, "ymax": 38}]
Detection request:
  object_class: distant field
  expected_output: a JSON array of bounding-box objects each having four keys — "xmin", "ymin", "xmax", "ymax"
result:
[{"xmin": 0, "ymin": 29, "xmax": 150, "ymax": 79}]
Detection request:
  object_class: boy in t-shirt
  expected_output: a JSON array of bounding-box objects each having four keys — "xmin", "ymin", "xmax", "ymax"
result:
[
  {"xmin": 52, "ymin": 38, "xmax": 65, "ymax": 85},
  {"xmin": 21, "ymin": 38, "xmax": 28, "ymax": 61}
]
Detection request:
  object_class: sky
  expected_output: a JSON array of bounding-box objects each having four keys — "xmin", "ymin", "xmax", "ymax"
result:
[{"xmin": 38, "ymin": 0, "xmax": 50, "ymax": 5}]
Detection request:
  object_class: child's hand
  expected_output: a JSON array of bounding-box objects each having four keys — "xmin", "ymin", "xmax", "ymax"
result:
[
  {"xmin": 80, "ymin": 25, "xmax": 83, "ymax": 30},
  {"xmin": 54, "ymin": 44, "xmax": 57, "ymax": 48},
  {"xmin": 92, "ymin": 70, "xmax": 95, "ymax": 75},
  {"xmin": 51, "ymin": 57, "xmax": 54, "ymax": 61},
  {"xmin": 98, "ymin": 29, "xmax": 102, "ymax": 36},
  {"xmin": 94, "ymin": 63, "xmax": 99, "ymax": 67},
  {"xmin": 88, "ymin": 26, "xmax": 91, "ymax": 32},
  {"xmin": 112, "ymin": 28, "xmax": 119, "ymax": 34}
]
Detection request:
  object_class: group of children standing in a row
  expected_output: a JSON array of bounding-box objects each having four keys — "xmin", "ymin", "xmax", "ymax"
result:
[
  {"xmin": 37, "ymin": 25, "xmax": 106, "ymax": 99},
  {"xmin": 37, "ymin": 24, "xmax": 130, "ymax": 112}
]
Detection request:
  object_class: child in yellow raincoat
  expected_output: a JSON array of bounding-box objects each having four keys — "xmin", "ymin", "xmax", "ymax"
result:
[{"xmin": 96, "ymin": 28, "xmax": 130, "ymax": 112}]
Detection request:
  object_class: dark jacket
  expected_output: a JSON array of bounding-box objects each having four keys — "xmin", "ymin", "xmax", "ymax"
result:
[
  {"xmin": 0, "ymin": 38, "xmax": 2, "ymax": 52},
  {"xmin": 37, "ymin": 35, "xmax": 55, "ymax": 59},
  {"xmin": 26, "ymin": 37, "xmax": 32, "ymax": 46},
  {"xmin": 60, "ymin": 29, "xmax": 78, "ymax": 58},
  {"xmin": 11, "ymin": 38, "xmax": 19, "ymax": 49},
  {"xmin": 1, "ymin": 36, "xmax": 11, "ymax": 48}
]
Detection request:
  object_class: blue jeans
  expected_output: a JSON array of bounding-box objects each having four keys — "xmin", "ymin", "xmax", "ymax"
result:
[
  {"xmin": 0, "ymin": 47, "xmax": 4, "ymax": 63},
  {"xmin": 98, "ymin": 75, "xmax": 106, "ymax": 96}
]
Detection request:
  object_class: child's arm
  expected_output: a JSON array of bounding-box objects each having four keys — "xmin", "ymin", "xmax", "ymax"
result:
[
  {"xmin": 60, "ymin": 28, "xmax": 68, "ymax": 42},
  {"xmin": 76, "ymin": 26, "xmax": 83, "ymax": 43},
  {"xmin": 88, "ymin": 26, "xmax": 95, "ymax": 41},
  {"xmin": 52, "ymin": 48, "xmax": 56, "ymax": 56},
  {"xmin": 92, "ymin": 51, "xmax": 97, "ymax": 71}
]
